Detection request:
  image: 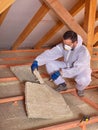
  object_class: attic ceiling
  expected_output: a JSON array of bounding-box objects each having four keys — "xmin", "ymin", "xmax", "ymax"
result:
[{"xmin": 0, "ymin": 0, "xmax": 98, "ymax": 53}]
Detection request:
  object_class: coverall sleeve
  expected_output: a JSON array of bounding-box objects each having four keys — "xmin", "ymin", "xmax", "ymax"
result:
[
  {"xmin": 35, "ymin": 44, "xmax": 63, "ymax": 66},
  {"xmin": 62, "ymin": 49, "xmax": 91, "ymax": 78}
]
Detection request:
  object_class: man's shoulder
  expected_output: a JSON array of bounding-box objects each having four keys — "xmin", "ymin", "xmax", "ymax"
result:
[
  {"xmin": 79, "ymin": 44, "xmax": 88, "ymax": 50},
  {"xmin": 78, "ymin": 45, "xmax": 90, "ymax": 55},
  {"xmin": 56, "ymin": 43, "xmax": 63, "ymax": 48}
]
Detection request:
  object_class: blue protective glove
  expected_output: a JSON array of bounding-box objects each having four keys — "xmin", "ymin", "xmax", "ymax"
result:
[
  {"xmin": 31, "ymin": 60, "xmax": 38, "ymax": 71},
  {"xmin": 51, "ymin": 71, "xmax": 60, "ymax": 81}
]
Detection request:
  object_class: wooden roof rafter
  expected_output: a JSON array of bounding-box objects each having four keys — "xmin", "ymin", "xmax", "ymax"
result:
[
  {"xmin": 0, "ymin": 0, "xmax": 15, "ymax": 14},
  {"xmin": 93, "ymin": 12, "xmax": 98, "ymax": 46},
  {"xmin": 12, "ymin": 3, "xmax": 49, "ymax": 50},
  {"xmin": 42, "ymin": 0, "xmax": 87, "ymax": 44},
  {"xmin": 34, "ymin": 0, "xmax": 85, "ymax": 49},
  {"xmin": 83, "ymin": 0, "xmax": 97, "ymax": 54},
  {"xmin": 93, "ymin": 26, "xmax": 98, "ymax": 44},
  {"xmin": 0, "ymin": 6, "xmax": 11, "ymax": 25},
  {"xmin": 96, "ymin": 11, "xmax": 98, "ymax": 20}
]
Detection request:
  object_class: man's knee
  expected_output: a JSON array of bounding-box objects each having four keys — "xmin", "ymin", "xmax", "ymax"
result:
[{"xmin": 76, "ymin": 77, "xmax": 91, "ymax": 87}]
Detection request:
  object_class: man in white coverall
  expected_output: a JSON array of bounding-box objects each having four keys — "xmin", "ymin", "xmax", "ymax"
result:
[{"xmin": 31, "ymin": 30, "xmax": 92, "ymax": 96}]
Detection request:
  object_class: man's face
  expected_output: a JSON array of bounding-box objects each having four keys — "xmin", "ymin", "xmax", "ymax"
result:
[{"xmin": 63, "ymin": 39, "xmax": 77, "ymax": 50}]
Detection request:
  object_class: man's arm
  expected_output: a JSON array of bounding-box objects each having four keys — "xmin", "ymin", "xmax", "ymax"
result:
[{"xmin": 35, "ymin": 44, "xmax": 63, "ymax": 66}]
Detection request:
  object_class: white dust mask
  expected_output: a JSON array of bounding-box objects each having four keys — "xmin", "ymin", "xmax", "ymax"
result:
[{"xmin": 64, "ymin": 44, "xmax": 72, "ymax": 51}]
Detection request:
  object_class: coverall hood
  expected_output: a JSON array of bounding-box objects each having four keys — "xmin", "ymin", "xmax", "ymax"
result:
[{"xmin": 75, "ymin": 35, "xmax": 83, "ymax": 50}]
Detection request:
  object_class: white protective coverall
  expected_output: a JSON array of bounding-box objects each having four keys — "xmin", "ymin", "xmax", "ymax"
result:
[{"xmin": 35, "ymin": 35, "xmax": 92, "ymax": 91}]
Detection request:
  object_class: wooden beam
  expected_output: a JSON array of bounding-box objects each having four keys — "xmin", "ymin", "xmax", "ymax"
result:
[
  {"xmin": 0, "ymin": 48, "xmax": 46, "ymax": 53},
  {"xmin": 69, "ymin": 0, "xmax": 85, "ymax": 16},
  {"xmin": 39, "ymin": 116, "xmax": 98, "ymax": 130},
  {"xmin": 90, "ymin": 12, "xmax": 98, "ymax": 46},
  {"xmin": 35, "ymin": 0, "xmax": 85, "ymax": 49},
  {"xmin": 96, "ymin": 11, "xmax": 98, "ymax": 21},
  {"xmin": 71, "ymin": 91, "xmax": 98, "ymax": 110},
  {"xmin": 93, "ymin": 42, "xmax": 98, "ymax": 47},
  {"xmin": 83, "ymin": 0, "xmax": 96, "ymax": 54},
  {"xmin": 0, "ymin": 6, "xmax": 10, "ymax": 25},
  {"xmin": 0, "ymin": 96, "xmax": 24, "ymax": 104},
  {"xmin": 0, "ymin": 85, "xmax": 97, "ymax": 104},
  {"xmin": 12, "ymin": 3, "xmax": 49, "ymax": 50},
  {"xmin": 0, "ymin": 0, "xmax": 15, "ymax": 14},
  {"xmin": 43, "ymin": 0, "xmax": 87, "ymax": 44},
  {"xmin": 0, "ymin": 77, "xmax": 17, "ymax": 82},
  {"xmin": 93, "ymin": 26, "xmax": 98, "ymax": 44}
]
